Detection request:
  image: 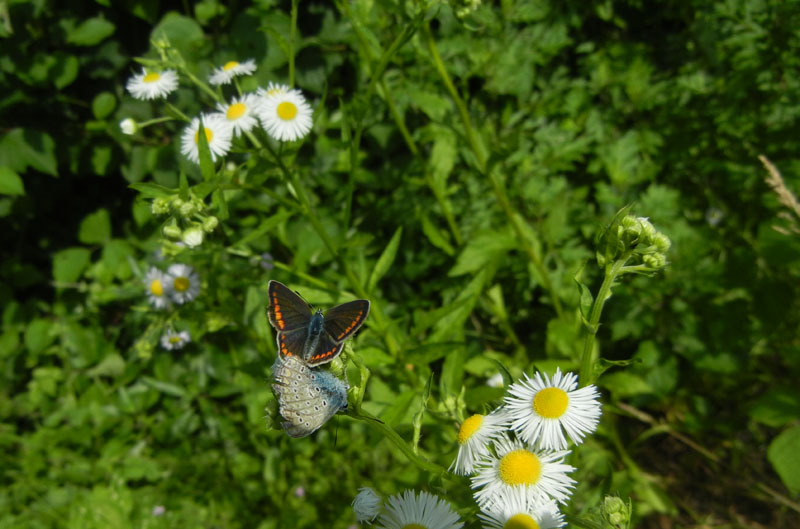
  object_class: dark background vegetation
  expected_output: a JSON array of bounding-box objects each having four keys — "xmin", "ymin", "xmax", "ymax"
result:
[{"xmin": 2, "ymin": 0, "xmax": 799, "ymax": 527}]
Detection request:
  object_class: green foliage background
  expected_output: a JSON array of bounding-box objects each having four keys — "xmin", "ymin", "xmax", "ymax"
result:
[{"xmin": 2, "ymin": 0, "xmax": 800, "ymax": 527}]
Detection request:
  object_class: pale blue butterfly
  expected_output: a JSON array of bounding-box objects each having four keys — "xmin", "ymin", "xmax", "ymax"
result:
[{"xmin": 271, "ymin": 355, "xmax": 348, "ymax": 438}]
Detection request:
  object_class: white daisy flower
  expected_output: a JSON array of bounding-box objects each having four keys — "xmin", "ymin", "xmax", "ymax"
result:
[
  {"xmin": 352, "ymin": 487, "xmax": 382, "ymax": 523},
  {"xmin": 126, "ymin": 69, "xmax": 179, "ymax": 100},
  {"xmin": 471, "ymin": 435, "xmax": 575, "ymax": 507},
  {"xmin": 258, "ymin": 88, "xmax": 313, "ymax": 141},
  {"xmin": 257, "ymin": 81, "xmax": 292, "ymax": 98},
  {"xmin": 144, "ymin": 267, "xmax": 171, "ymax": 309},
  {"xmin": 160, "ymin": 329, "xmax": 191, "ymax": 350},
  {"xmin": 451, "ymin": 410, "xmax": 509, "ymax": 476},
  {"xmin": 505, "ymin": 368, "xmax": 601, "ymax": 450},
  {"xmin": 180, "ymin": 113, "xmax": 234, "ymax": 164},
  {"xmin": 209, "ymin": 59, "xmax": 257, "ymax": 85},
  {"xmin": 167, "ymin": 263, "xmax": 200, "ymax": 304},
  {"xmin": 377, "ymin": 490, "xmax": 463, "ymax": 529},
  {"xmin": 478, "ymin": 488, "xmax": 565, "ymax": 529},
  {"xmin": 215, "ymin": 93, "xmax": 262, "ymax": 136}
]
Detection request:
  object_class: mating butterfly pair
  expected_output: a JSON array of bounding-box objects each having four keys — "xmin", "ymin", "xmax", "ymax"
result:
[{"xmin": 268, "ymin": 280, "xmax": 369, "ymax": 437}]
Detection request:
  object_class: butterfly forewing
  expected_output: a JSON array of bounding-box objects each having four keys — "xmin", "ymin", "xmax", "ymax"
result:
[
  {"xmin": 268, "ymin": 280, "xmax": 312, "ymax": 332},
  {"xmin": 323, "ymin": 299, "xmax": 370, "ymax": 342}
]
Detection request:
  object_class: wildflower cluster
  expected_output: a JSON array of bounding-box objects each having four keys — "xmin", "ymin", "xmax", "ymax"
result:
[
  {"xmin": 352, "ymin": 488, "xmax": 463, "ymax": 529},
  {"xmin": 596, "ymin": 213, "xmax": 671, "ymax": 272},
  {"xmin": 143, "ymin": 263, "xmax": 200, "ymax": 350},
  {"xmin": 453, "ymin": 368, "xmax": 602, "ymax": 528},
  {"xmin": 122, "ymin": 56, "xmax": 313, "ymax": 167},
  {"xmin": 151, "ymin": 193, "xmax": 219, "ymax": 248}
]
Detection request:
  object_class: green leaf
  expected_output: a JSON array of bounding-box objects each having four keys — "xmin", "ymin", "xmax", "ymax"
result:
[
  {"xmin": 0, "ymin": 166, "xmax": 24, "ymax": 195},
  {"xmin": 52, "ymin": 247, "xmax": 91, "ymax": 282},
  {"xmin": 420, "ymin": 214, "xmax": 455, "ymax": 256},
  {"xmin": 128, "ymin": 182, "xmax": 176, "ymax": 199},
  {"xmin": 87, "ymin": 353, "xmax": 126, "ymax": 377},
  {"xmin": 91, "ymin": 92, "xmax": 117, "ymax": 119},
  {"xmin": 751, "ymin": 389, "xmax": 800, "ymax": 428},
  {"xmin": 367, "ymin": 226, "xmax": 402, "ymax": 294},
  {"xmin": 150, "ymin": 12, "xmax": 204, "ymax": 58},
  {"xmin": 449, "ymin": 230, "xmax": 516, "ymax": 277},
  {"xmin": 573, "ymin": 261, "xmax": 595, "ymax": 325},
  {"xmin": 0, "ymin": 128, "xmax": 58, "ymax": 176},
  {"xmin": 440, "ymin": 345, "xmax": 466, "ymax": 398},
  {"xmin": 142, "ymin": 376, "xmax": 187, "ymax": 398},
  {"xmin": 195, "ymin": 116, "xmax": 216, "ymax": 181},
  {"xmin": 66, "ymin": 16, "xmax": 115, "ymax": 46},
  {"xmin": 767, "ymin": 426, "xmax": 800, "ymax": 494},
  {"xmin": 78, "ymin": 209, "xmax": 111, "ymax": 244},
  {"xmin": 52, "ymin": 53, "xmax": 79, "ymax": 90},
  {"xmin": 25, "ymin": 318, "xmax": 56, "ymax": 355}
]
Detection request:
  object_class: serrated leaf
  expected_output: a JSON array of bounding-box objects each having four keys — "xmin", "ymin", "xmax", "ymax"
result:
[
  {"xmin": 449, "ymin": 230, "xmax": 516, "ymax": 277},
  {"xmin": 367, "ymin": 226, "xmax": 402, "ymax": 293},
  {"xmin": 142, "ymin": 376, "xmax": 187, "ymax": 398}
]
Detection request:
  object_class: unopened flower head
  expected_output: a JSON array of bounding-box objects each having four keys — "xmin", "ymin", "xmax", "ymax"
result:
[
  {"xmin": 352, "ymin": 487, "xmax": 382, "ymax": 523},
  {"xmin": 478, "ymin": 488, "xmax": 565, "ymax": 529},
  {"xmin": 126, "ymin": 68, "xmax": 179, "ymax": 100},
  {"xmin": 160, "ymin": 329, "xmax": 191, "ymax": 350},
  {"xmin": 180, "ymin": 114, "xmax": 234, "ymax": 164},
  {"xmin": 144, "ymin": 267, "xmax": 172, "ymax": 309},
  {"xmin": 471, "ymin": 435, "xmax": 575, "ymax": 508},
  {"xmin": 377, "ymin": 490, "xmax": 463, "ymax": 529},
  {"xmin": 215, "ymin": 92, "xmax": 263, "ymax": 136},
  {"xmin": 119, "ymin": 118, "xmax": 137, "ymax": 135},
  {"xmin": 167, "ymin": 263, "xmax": 200, "ymax": 304},
  {"xmin": 451, "ymin": 410, "xmax": 509, "ymax": 476},
  {"xmin": 505, "ymin": 368, "xmax": 601, "ymax": 450},
  {"xmin": 258, "ymin": 88, "xmax": 313, "ymax": 141},
  {"xmin": 182, "ymin": 225, "xmax": 204, "ymax": 248},
  {"xmin": 209, "ymin": 58, "xmax": 257, "ymax": 85}
]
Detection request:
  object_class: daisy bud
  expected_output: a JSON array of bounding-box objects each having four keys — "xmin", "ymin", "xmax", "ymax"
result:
[
  {"xmin": 119, "ymin": 118, "xmax": 138, "ymax": 135},
  {"xmin": 202, "ymin": 216, "xmax": 219, "ymax": 233},
  {"xmin": 151, "ymin": 198, "xmax": 170, "ymax": 216},
  {"xmin": 162, "ymin": 221, "xmax": 182, "ymax": 239},
  {"xmin": 182, "ymin": 225, "xmax": 204, "ymax": 247},
  {"xmin": 352, "ymin": 487, "xmax": 382, "ymax": 523}
]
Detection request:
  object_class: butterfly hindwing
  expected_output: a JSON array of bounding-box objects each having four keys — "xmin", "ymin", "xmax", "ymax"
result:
[
  {"xmin": 271, "ymin": 356, "xmax": 347, "ymax": 438},
  {"xmin": 323, "ymin": 299, "xmax": 370, "ymax": 343},
  {"xmin": 304, "ymin": 332, "xmax": 344, "ymax": 367},
  {"xmin": 276, "ymin": 327, "xmax": 308, "ymax": 360},
  {"xmin": 268, "ymin": 280, "xmax": 312, "ymax": 332}
]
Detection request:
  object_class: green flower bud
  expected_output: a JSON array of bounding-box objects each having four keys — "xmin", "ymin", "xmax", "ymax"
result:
[
  {"xmin": 119, "ymin": 118, "xmax": 137, "ymax": 135},
  {"xmin": 604, "ymin": 496, "xmax": 625, "ymax": 514},
  {"xmin": 179, "ymin": 201, "xmax": 197, "ymax": 218},
  {"xmin": 638, "ymin": 217, "xmax": 656, "ymax": 244},
  {"xmin": 643, "ymin": 253, "xmax": 666, "ymax": 269},
  {"xmin": 162, "ymin": 221, "xmax": 182, "ymax": 239},
  {"xmin": 151, "ymin": 198, "xmax": 170, "ymax": 216},
  {"xmin": 653, "ymin": 232, "xmax": 671, "ymax": 252},
  {"xmin": 170, "ymin": 197, "xmax": 185, "ymax": 210},
  {"xmin": 202, "ymin": 216, "xmax": 219, "ymax": 233},
  {"xmin": 182, "ymin": 225, "xmax": 204, "ymax": 247}
]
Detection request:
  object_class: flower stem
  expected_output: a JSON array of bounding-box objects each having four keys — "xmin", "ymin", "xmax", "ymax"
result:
[
  {"xmin": 347, "ymin": 407, "xmax": 446, "ymax": 475},
  {"xmin": 579, "ymin": 257, "xmax": 628, "ymax": 385}
]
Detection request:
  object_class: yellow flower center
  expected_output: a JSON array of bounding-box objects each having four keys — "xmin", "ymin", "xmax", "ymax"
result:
[
  {"xmin": 223, "ymin": 61, "xmax": 239, "ymax": 71},
  {"xmin": 400, "ymin": 525, "xmax": 426, "ymax": 529},
  {"xmin": 267, "ymin": 88, "xmax": 281, "ymax": 95},
  {"xmin": 533, "ymin": 387, "xmax": 569, "ymax": 419},
  {"xmin": 227, "ymin": 102, "xmax": 246, "ymax": 120},
  {"xmin": 457, "ymin": 414, "xmax": 484, "ymax": 445},
  {"xmin": 498, "ymin": 449, "xmax": 541, "ymax": 486},
  {"xmin": 505, "ymin": 513, "xmax": 539, "ymax": 529},
  {"xmin": 143, "ymin": 72, "xmax": 161, "ymax": 83},
  {"xmin": 169, "ymin": 336, "xmax": 183, "ymax": 344},
  {"xmin": 149, "ymin": 279, "xmax": 163, "ymax": 296},
  {"xmin": 173, "ymin": 276, "xmax": 190, "ymax": 292},
  {"xmin": 194, "ymin": 127, "xmax": 213, "ymax": 145},
  {"xmin": 277, "ymin": 101, "xmax": 298, "ymax": 121}
]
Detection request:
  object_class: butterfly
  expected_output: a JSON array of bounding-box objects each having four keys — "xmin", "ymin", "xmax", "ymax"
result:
[
  {"xmin": 267, "ymin": 280, "xmax": 370, "ymax": 366},
  {"xmin": 271, "ymin": 355, "xmax": 348, "ymax": 438}
]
